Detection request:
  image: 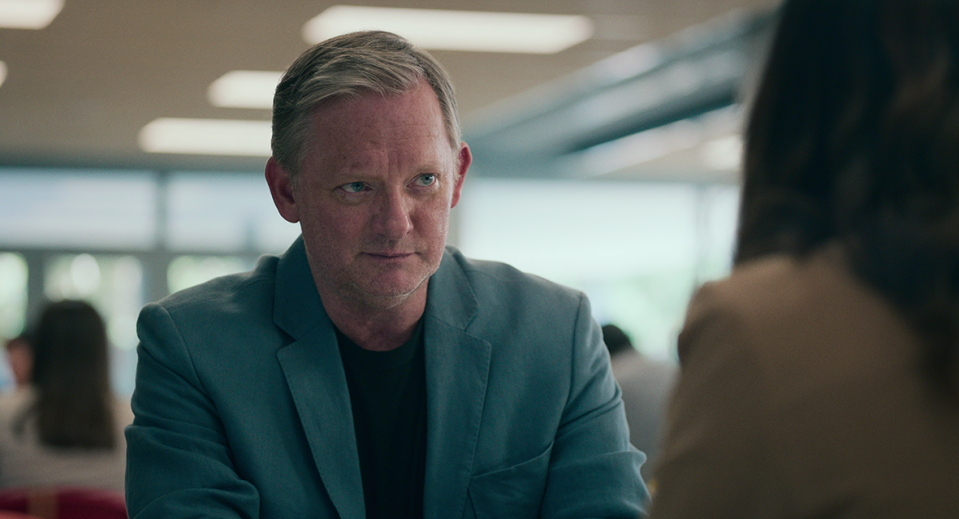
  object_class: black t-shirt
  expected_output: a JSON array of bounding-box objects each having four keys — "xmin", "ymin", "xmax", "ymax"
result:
[{"xmin": 337, "ymin": 322, "xmax": 427, "ymax": 519}]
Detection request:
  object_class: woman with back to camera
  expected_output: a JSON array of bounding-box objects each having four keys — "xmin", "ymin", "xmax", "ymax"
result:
[
  {"xmin": 651, "ymin": 0, "xmax": 959, "ymax": 517},
  {"xmin": 0, "ymin": 300, "xmax": 132, "ymax": 494}
]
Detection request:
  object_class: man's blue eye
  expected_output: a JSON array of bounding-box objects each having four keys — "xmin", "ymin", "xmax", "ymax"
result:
[
  {"xmin": 342, "ymin": 182, "xmax": 366, "ymax": 193},
  {"xmin": 415, "ymin": 174, "xmax": 436, "ymax": 186}
]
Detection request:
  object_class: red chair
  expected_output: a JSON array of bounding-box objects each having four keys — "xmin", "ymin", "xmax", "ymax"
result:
[
  {"xmin": 0, "ymin": 511, "xmax": 45, "ymax": 519},
  {"xmin": 0, "ymin": 488, "xmax": 126, "ymax": 519}
]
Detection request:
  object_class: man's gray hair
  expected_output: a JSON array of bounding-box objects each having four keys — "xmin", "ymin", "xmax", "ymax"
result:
[{"xmin": 271, "ymin": 30, "xmax": 462, "ymax": 181}]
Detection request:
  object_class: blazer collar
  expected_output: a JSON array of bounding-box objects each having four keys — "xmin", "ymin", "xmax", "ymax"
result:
[
  {"xmin": 424, "ymin": 246, "xmax": 479, "ymax": 330},
  {"xmin": 274, "ymin": 237, "xmax": 365, "ymax": 519},
  {"xmin": 273, "ymin": 241, "xmax": 492, "ymax": 519},
  {"xmin": 273, "ymin": 236, "xmax": 324, "ymax": 339},
  {"xmin": 421, "ymin": 247, "xmax": 492, "ymax": 519},
  {"xmin": 273, "ymin": 240, "xmax": 479, "ymax": 338}
]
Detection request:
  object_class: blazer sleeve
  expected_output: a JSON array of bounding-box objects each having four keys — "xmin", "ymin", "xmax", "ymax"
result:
[
  {"xmin": 539, "ymin": 294, "xmax": 650, "ymax": 519},
  {"xmin": 649, "ymin": 285, "xmax": 775, "ymax": 519},
  {"xmin": 125, "ymin": 302, "xmax": 260, "ymax": 519}
]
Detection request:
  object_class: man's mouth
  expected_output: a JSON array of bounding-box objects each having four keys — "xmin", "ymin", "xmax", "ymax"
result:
[{"xmin": 365, "ymin": 251, "xmax": 413, "ymax": 259}]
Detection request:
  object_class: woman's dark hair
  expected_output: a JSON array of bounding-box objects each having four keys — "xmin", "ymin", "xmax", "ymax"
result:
[
  {"xmin": 23, "ymin": 299, "xmax": 116, "ymax": 449},
  {"xmin": 737, "ymin": 0, "xmax": 959, "ymax": 396}
]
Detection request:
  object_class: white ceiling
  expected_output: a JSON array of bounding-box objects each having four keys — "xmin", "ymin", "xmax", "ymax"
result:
[{"xmin": 0, "ymin": 0, "xmax": 779, "ymax": 176}]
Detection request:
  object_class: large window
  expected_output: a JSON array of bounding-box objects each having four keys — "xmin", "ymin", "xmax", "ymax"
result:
[
  {"xmin": 167, "ymin": 255, "xmax": 257, "ymax": 294},
  {"xmin": 0, "ymin": 252, "xmax": 27, "ymax": 339},
  {"xmin": 165, "ymin": 172, "xmax": 299, "ymax": 254},
  {"xmin": 0, "ymin": 253, "xmax": 28, "ymax": 391},
  {"xmin": 0, "ymin": 169, "xmax": 157, "ymax": 249},
  {"xmin": 456, "ymin": 179, "xmax": 738, "ymax": 360},
  {"xmin": 0, "ymin": 167, "xmax": 741, "ymax": 391}
]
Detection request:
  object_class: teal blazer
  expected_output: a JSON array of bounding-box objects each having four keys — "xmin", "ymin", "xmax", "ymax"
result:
[{"xmin": 125, "ymin": 237, "xmax": 647, "ymax": 518}]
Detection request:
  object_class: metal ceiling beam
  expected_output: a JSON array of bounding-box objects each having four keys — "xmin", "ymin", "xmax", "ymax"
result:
[{"xmin": 463, "ymin": 7, "xmax": 777, "ymax": 179}]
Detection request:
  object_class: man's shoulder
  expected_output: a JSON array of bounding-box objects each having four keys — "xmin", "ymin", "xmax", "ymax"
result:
[
  {"xmin": 153, "ymin": 253, "xmax": 280, "ymax": 318},
  {"xmin": 442, "ymin": 246, "xmax": 582, "ymax": 302},
  {"xmin": 137, "ymin": 253, "xmax": 288, "ymax": 361},
  {"xmin": 435, "ymin": 247, "xmax": 587, "ymax": 334}
]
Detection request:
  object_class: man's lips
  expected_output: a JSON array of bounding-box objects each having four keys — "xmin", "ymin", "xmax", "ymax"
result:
[{"xmin": 364, "ymin": 251, "xmax": 414, "ymax": 259}]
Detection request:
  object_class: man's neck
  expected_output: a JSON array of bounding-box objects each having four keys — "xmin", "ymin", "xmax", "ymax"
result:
[{"xmin": 322, "ymin": 287, "xmax": 428, "ymax": 352}]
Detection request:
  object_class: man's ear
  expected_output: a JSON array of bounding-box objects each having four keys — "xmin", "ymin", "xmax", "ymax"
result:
[
  {"xmin": 450, "ymin": 143, "xmax": 471, "ymax": 209},
  {"xmin": 265, "ymin": 157, "xmax": 300, "ymax": 223}
]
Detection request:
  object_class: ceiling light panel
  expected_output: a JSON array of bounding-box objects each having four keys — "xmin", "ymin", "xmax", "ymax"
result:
[
  {"xmin": 208, "ymin": 70, "xmax": 283, "ymax": 109},
  {"xmin": 139, "ymin": 118, "xmax": 272, "ymax": 157},
  {"xmin": 304, "ymin": 5, "xmax": 593, "ymax": 54},
  {"xmin": 0, "ymin": 0, "xmax": 64, "ymax": 29}
]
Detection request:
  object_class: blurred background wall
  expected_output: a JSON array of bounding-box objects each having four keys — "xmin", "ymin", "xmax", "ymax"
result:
[{"xmin": 0, "ymin": 0, "xmax": 781, "ymax": 394}]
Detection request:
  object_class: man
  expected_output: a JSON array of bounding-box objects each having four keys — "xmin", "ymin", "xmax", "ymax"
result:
[{"xmin": 125, "ymin": 31, "xmax": 647, "ymax": 519}]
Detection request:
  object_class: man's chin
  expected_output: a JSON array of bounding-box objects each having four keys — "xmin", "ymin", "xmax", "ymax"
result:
[{"xmin": 350, "ymin": 278, "xmax": 428, "ymax": 309}]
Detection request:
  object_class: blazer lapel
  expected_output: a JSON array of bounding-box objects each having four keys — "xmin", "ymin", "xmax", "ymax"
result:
[
  {"xmin": 272, "ymin": 237, "xmax": 365, "ymax": 519},
  {"xmin": 270, "ymin": 242, "xmax": 490, "ymax": 519},
  {"xmin": 422, "ymin": 249, "xmax": 492, "ymax": 519}
]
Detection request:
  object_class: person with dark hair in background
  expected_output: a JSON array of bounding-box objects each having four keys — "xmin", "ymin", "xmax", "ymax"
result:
[
  {"xmin": 3, "ymin": 334, "xmax": 33, "ymax": 391},
  {"xmin": 0, "ymin": 300, "xmax": 133, "ymax": 494},
  {"xmin": 125, "ymin": 30, "xmax": 647, "ymax": 519},
  {"xmin": 651, "ymin": 0, "xmax": 959, "ymax": 517},
  {"xmin": 601, "ymin": 324, "xmax": 676, "ymax": 487}
]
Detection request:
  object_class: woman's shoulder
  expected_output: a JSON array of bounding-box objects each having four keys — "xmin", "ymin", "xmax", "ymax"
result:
[
  {"xmin": 691, "ymin": 244, "xmax": 858, "ymax": 322},
  {"xmin": 679, "ymin": 244, "xmax": 890, "ymax": 372},
  {"xmin": 682, "ymin": 243, "xmax": 914, "ymax": 382}
]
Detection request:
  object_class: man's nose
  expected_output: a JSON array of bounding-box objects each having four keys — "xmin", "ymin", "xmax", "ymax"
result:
[{"xmin": 372, "ymin": 189, "xmax": 413, "ymax": 240}]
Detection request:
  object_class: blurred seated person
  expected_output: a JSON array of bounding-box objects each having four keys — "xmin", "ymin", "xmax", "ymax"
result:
[
  {"xmin": 602, "ymin": 324, "xmax": 677, "ymax": 484},
  {"xmin": 0, "ymin": 300, "xmax": 132, "ymax": 494},
  {"xmin": 651, "ymin": 0, "xmax": 959, "ymax": 517},
  {"xmin": 3, "ymin": 334, "xmax": 32, "ymax": 392}
]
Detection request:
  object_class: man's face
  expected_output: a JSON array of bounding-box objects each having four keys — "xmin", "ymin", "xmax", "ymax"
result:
[{"xmin": 268, "ymin": 80, "xmax": 470, "ymax": 312}]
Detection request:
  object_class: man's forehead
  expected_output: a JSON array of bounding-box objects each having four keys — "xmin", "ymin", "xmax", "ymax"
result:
[
  {"xmin": 307, "ymin": 83, "xmax": 444, "ymax": 138},
  {"xmin": 309, "ymin": 80, "xmax": 436, "ymax": 115},
  {"xmin": 299, "ymin": 85, "xmax": 455, "ymax": 177}
]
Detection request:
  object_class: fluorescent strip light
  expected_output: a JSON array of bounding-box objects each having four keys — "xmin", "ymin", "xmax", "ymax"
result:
[
  {"xmin": 579, "ymin": 120, "xmax": 705, "ymax": 177},
  {"xmin": 701, "ymin": 135, "xmax": 742, "ymax": 171},
  {"xmin": 0, "ymin": 61, "xmax": 7, "ymax": 88},
  {"xmin": 139, "ymin": 118, "xmax": 272, "ymax": 156},
  {"xmin": 208, "ymin": 70, "xmax": 283, "ymax": 109},
  {"xmin": 304, "ymin": 5, "xmax": 593, "ymax": 54},
  {"xmin": 576, "ymin": 107, "xmax": 742, "ymax": 177},
  {"xmin": 0, "ymin": 0, "xmax": 64, "ymax": 29}
]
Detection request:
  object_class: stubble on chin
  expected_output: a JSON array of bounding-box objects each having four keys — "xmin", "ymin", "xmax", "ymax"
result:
[{"xmin": 309, "ymin": 251, "xmax": 436, "ymax": 313}]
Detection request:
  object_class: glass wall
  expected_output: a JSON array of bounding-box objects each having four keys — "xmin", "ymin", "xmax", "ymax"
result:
[
  {"xmin": 0, "ymin": 253, "xmax": 28, "ymax": 390},
  {"xmin": 0, "ymin": 169, "xmax": 157, "ymax": 249},
  {"xmin": 0, "ymin": 167, "xmax": 740, "ymax": 393},
  {"xmin": 165, "ymin": 171, "xmax": 299, "ymax": 254},
  {"xmin": 167, "ymin": 256, "xmax": 257, "ymax": 294},
  {"xmin": 457, "ymin": 179, "xmax": 738, "ymax": 360},
  {"xmin": 0, "ymin": 253, "xmax": 27, "ymax": 339},
  {"xmin": 0, "ymin": 168, "xmax": 298, "ymax": 394}
]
